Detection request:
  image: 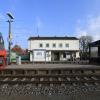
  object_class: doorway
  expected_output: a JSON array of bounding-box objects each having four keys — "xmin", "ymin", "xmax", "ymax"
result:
[{"xmin": 53, "ymin": 52, "xmax": 60, "ymax": 61}]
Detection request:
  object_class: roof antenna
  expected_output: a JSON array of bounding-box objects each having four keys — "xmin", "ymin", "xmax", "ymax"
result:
[
  {"xmin": 38, "ymin": 35, "xmax": 39, "ymax": 37},
  {"xmin": 36, "ymin": 26, "xmax": 39, "ymax": 34}
]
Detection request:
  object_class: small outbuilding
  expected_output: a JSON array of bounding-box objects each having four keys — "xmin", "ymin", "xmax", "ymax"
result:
[{"xmin": 89, "ymin": 40, "xmax": 100, "ymax": 65}]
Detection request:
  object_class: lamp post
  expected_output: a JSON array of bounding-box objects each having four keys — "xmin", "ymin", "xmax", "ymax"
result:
[{"xmin": 7, "ymin": 12, "xmax": 14, "ymax": 64}]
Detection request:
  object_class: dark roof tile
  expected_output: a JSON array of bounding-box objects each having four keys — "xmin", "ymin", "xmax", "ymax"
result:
[
  {"xmin": 89, "ymin": 40, "xmax": 100, "ymax": 46},
  {"xmin": 28, "ymin": 36, "xmax": 79, "ymax": 40}
]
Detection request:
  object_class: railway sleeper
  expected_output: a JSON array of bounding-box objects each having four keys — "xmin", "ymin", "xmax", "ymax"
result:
[
  {"xmin": 0, "ymin": 77, "xmax": 99, "ymax": 82},
  {"xmin": 0, "ymin": 81, "xmax": 100, "ymax": 86},
  {"xmin": 91, "ymin": 76, "xmax": 98, "ymax": 80},
  {"xmin": 0, "ymin": 73, "xmax": 100, "ymax": 77}
]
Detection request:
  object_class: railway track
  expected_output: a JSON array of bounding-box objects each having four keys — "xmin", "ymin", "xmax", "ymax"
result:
[{"xmin": 0, "ymin": 68, "xmax": 100, "ymax": 86}]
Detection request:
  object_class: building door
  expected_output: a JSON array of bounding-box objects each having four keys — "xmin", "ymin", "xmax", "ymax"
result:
[{"xmin": 54, "ymin": 52, "xmax": 60, "ymax": 61}]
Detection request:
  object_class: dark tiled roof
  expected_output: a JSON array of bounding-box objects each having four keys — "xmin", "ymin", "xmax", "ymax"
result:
[
  {"xmin": 89, "ymin": 40, "xmax": 100, "ymax": 46},
  {"xmin": 28, "ymin": 36, "xmax": 79, "ymax": 40}
]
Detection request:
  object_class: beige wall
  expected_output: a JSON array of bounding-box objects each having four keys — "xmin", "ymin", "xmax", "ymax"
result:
[
  {"xmin": 28, "ymin": 40, "xmax": 79, "ymax": 51},
  {"xmin": 28, "ymin": 39, "xmax": 80, "ymax": 62}
]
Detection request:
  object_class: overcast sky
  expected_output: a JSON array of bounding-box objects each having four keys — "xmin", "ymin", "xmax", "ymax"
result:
[{"xmin": 0, "ymin": 0, "xmax": 100, "ymax": 49}]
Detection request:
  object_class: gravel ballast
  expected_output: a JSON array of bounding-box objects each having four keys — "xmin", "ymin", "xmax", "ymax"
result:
[{"xmin": 0, "ymin": 84, "xmax": 100, "ymax": 96}]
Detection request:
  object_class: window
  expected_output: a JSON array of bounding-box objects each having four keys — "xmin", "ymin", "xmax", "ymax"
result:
[
  {"xmin": 36, "ymin": 52, "xmax": 42, "ymax": 56},
  {"xmin": 53, "ymin": 43, "xmax": 56, "ymax": 47},
  {"xmin": 65, "ymin": 43, "xmax": 69, "ymax": 47},
  {"xmin": 39, "ymin": 43, "xmax": 43, "ymax": 47},
  {"xmin": 59, "ymin": 43, "xmax": 62, "ymax": 47},
  {"xmin": 46, "ymin": 43, "xmax": 49, "ymax": 47}
]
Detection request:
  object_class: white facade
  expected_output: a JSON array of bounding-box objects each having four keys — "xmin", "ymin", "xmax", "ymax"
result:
[{"xmin": 28, "ymin": 37, "xmax": 80, "ymax": 62}]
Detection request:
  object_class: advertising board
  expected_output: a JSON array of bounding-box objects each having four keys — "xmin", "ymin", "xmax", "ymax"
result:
[{"xmin": 33, "ymin": 49, "xmax": 46, "ymax": 62}]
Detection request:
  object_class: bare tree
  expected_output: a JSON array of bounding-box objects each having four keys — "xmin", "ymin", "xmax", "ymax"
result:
[{"xmin": 79, "ymin": 36, "xmax": 93, "ymax": 60}]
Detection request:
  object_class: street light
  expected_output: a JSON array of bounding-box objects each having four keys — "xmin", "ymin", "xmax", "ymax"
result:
[
  {"xmin": 7, "ymin": 12, "xmax": 14, "ymax": 19},
  {"xmin": 7, "ymin": 12, "xmax": 14, "ymax": 64}
]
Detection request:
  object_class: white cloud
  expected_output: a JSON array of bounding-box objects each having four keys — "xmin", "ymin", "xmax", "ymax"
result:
[{"xmin": 76, "ymin": 16, "xmax": 100, "ymax": 41}]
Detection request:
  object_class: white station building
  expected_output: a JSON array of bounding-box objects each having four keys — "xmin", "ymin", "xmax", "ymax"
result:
[{"xmin": 28, "ymin": 36, "xmax": 80, "ymax": 62}]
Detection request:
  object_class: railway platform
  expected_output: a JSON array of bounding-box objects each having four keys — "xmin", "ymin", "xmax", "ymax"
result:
[{"xmin": 4, "ymin": 64, "xmax": 100, "ymax": 69}]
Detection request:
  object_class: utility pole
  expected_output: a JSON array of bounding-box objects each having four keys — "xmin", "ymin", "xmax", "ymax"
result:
[{"xmin": 7, "ymin": 12, "xmax": 14, "ymax": 64}]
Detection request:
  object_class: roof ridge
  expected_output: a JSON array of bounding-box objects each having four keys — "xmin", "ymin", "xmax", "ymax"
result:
[{"xmin": 28, "ymin": 36, "xmax": 79, "ymax": 40}]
